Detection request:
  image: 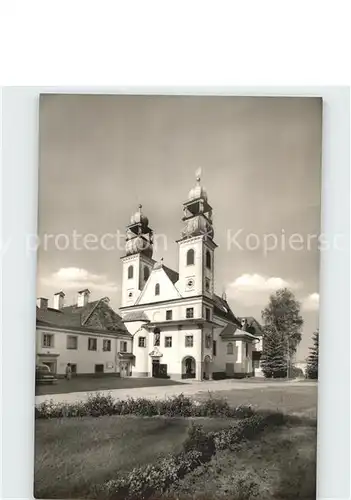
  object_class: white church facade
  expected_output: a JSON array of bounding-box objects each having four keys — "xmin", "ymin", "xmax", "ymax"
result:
[{"xmin": 120, "ymin": 171, "xmax": 263, "ymax": 381}]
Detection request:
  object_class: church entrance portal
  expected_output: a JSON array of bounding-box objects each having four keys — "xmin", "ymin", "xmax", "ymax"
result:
[{"xmin": 182, "ymin": 356, "xmax": 196, "ymax": 379}]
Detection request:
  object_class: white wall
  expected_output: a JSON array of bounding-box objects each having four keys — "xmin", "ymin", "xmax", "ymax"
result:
[
  {"xmin": 36, "ymin": 327, "xmax": 132, "ymax": 375},
  {"xmin": 136, "ymin": 267, "xmax": 180, "ymax": 305}
]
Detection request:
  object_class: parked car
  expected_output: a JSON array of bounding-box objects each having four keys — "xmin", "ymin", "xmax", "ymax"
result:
[{"xmin": 36, "ymin": 364, "xmax": 57, "ymax": 385}]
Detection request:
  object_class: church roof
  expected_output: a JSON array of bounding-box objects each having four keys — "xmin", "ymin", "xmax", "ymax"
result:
[
  {"xmin": 163, "ymin": 265, "xmax": 179, "ymax": 284},
  {"xmin": 237, "ymin": 316, "xmax": 264, "ymax": 336},
  {"xmin": 122, "ymin": 311, "xmax": 150, "ymax": 323},
  {"xmin": 220, "ymin": 323, "xmax": 260, "ymax": 340},
  {"xmin": 213, "ymin": 294, "xmax": 241, "ymax": 326},
  {"xmin": 36, "ymin": 299, "xmax": 130, "ymax": 336}
]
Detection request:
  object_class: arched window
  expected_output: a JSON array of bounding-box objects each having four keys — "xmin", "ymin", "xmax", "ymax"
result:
[
  {"xmin": 155, "ymin": 283, "xmax": 160, "ymax": 296},
  {"xmin": 227, "ymin": 342, "xmax": 233, "ymax": 355},
  {"xmin": 128, "ymin": 265, "xmax": 134, "ymax": 279},
  {"xmin": 206, "ymin": 250, "xmax": 211, "ymax": 269},
  {"xmin": 186, "ymin": 248, "xmax": 195, "ymax": 266},
  {"xmin": 144, "ymin": 266, "xmax": 150, "ymax": 281}
]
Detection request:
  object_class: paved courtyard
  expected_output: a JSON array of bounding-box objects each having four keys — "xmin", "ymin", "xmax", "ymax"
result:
[{"xmin": 35, "ymin": 377, "xmax": 317, "ymax": 410}]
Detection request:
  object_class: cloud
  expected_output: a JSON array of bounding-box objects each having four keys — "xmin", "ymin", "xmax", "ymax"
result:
[
  {"xmin": 227, "ymin": 273, "xmax": 301, "ymax": 307},
  {"xmin": 302, "ymin": 292, "xmax": 319, "ymax": 311},
  {"xmin": 41, "ymin": 267, "xmax": 118, "ymax": 294}
]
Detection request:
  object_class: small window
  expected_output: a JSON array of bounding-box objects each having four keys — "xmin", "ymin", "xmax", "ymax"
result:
[
  {"xmin": 206, "ymin": 250, "xmax": 211, "ymax": 269},
  {"xmin": 205, "ymin": 278, "xmax": 210, "ymax": 292},
  {"xmin": 128, "ymin": 265, "xmax": 134, "ymax": 279},
  {"xmin": 205, "ymin": 307, "xmax": 211, "ymax": 321},
  {"xmin": 213, "ymin": 340, "xmax": 217, "ymax": 356},
  {"xmin": 185, "ymin": 335, "xmax": 194, "ymax": 347},
  {"xmin": 144, "ymin": 266, "xmax": 150, "ymax": 281},
  {"xmin": 245, "ymin": 342, "xmax": 249, "ymax": 357},
  {"xmin": 88, "ymin": 338, "xmax": 97, "ymax": 351},
  {"xmin": 205, "ymin": 333, "xmax": 211, "ymax": 348},
  {"xmin": 67, "ymin": 335, "xmax": 78, "ymax": 350},
  {"xmin": 186, "ymin": 307, "xmax": 194, "ymax": 319},
  {"xmin": 186, "ymin": 248, "xmax": 195, "ymax": 266},
  {"xmin": 155, "ymin": 283, "xmax": 160, "ymax": 295},
  {"xmin": 227, "ymin": 342, "xmax": 233, "ymax": 355},
  {"xmin": 128, "ymin": 291, "xmax": 133, "ymax": 298},
  {"xmin": 138, "ymin": 337, "xmax": 146, "ymax": 347},
  {"xmin": 42, "ymin": 333, "xmax": 54, "ymax": 348},
  {"xmin": 103, "ymin": 339, "xmax": 111, "ymax": 352},
  {"xmin": 120, "ymin": 341, "xmax": 128, "ymax": 353},
  {"xmin": 166, "ymin": 310, "xmax": 173, "ymax": 320},
  {"xmin": 165, "ymin": 336, "xmax": 172, "ymax": 348}
]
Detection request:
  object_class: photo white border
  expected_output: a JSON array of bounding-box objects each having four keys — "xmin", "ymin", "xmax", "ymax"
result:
[{"xmin": 1, "ymin": 86, "xmax": 350, "ymax": 499}]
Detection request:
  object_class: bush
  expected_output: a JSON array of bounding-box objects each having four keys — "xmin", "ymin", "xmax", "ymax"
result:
[
  {"xmin": 35, "ymin": 393, "xmax": 254, "ymax": 420},
  {"xmin": 97, "ymin": 450, "xmax": 202, "ymax": 499}
]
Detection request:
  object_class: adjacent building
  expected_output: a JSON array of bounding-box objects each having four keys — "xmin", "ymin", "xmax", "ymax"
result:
[{"xmin": 36, "ymin": 289, "xmax": 133, "ymax": 377}]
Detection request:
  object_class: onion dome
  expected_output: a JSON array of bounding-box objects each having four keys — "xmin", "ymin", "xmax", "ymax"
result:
[
  {"xmin": 125, "ymin": 236, "xmax": 153, "ymax": 258},
  {"xmin": 188, "ymin": 168, "xmax": 208, "ymax": 201},
  {"xmin": 130, "ymin": 204, "xmax": 149, "ymax": 226}
]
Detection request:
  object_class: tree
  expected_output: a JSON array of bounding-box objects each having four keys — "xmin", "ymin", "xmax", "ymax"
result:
[
  {"xmin": 261, "ymin": 288, "xmax": 303, "ymax": 356},
  {"xmin": 260, "ymin": 325, "xmax": 288, "ymax": 378},
  {"xmin": 306, "ymin": 330, "xmax": 319, "ymax": 379}
]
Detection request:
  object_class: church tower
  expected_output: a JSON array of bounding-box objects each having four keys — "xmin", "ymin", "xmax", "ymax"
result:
[
  {"xmin": 177, "ymin": 169, "xmax": 217, "ymax": 298},
  {"xmin": 121, "ymin": 205, "xmax": 154, "ymax": 307}
]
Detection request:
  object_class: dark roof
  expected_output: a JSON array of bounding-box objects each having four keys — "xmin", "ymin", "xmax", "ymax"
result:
[
  {"xmin": 122, "ymin": 311, "xmax": 150, "ymax": 323},
  {"xmin": 220, "ymin": 323, "xmax": 238, "ymax": 338},
  {"xmin": 162, "ymin": 265, "xmax": 179, "ymax": 284},
  {"xmin": 238, "ymin": 316, "xmax": 264, "ymax": 336},
  {"xmin": 213, "ymin": 294, "xmax": 241, "ymax": 326},
  {"xmin": 36, "ymin": 298, "xmax": 131, "ymax": 337}
]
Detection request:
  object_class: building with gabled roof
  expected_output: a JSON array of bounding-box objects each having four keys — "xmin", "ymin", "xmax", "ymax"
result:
[
  {"xmin": 36, "ymin": 292, "xmax": 132, "ymax": 377},
  {"xmin": 120, "ymin": 171, "xmax": 263, "ymax": 380}
]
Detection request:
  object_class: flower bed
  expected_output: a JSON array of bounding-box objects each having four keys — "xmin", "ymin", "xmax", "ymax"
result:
[{"xmin": 35, "ymin": 393, "xmax": 254, "ymax": 420}]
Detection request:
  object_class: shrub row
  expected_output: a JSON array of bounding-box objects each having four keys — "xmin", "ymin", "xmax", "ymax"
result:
[
  {"xmin": 97, "ymin": 412, "xmax": 286, "ymax": 499},
  {"xmin": 35, "ymin": 393, "xmax": 254, "ymax": 419}
]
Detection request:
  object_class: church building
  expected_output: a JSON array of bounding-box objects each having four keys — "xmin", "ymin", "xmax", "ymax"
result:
[{"xmin": 120, "ymin": 171, "xmax": 263, "ymax": 380}]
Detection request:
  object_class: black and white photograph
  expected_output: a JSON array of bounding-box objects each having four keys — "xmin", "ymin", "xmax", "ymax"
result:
[{"xmin": 34, "ymin": 94, "xmax": 322, "ymax": 499}]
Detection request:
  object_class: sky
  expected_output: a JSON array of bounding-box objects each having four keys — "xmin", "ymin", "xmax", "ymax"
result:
[{"xmin": 37, "ymin": 94, "xmax": 322, "ymax": 359}]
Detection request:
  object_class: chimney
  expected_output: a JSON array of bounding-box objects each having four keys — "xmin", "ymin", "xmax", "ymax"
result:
[
  {"xmin": 77, "ymin": 289, "xmax": 90, "ymax": 307},
  {"xmin": 36, "ymin": 297, "xmax": 48, "ymax": 309},
  {"xmin": 53, "ymin": 291, "xmax": 65, "ymax": 310}
]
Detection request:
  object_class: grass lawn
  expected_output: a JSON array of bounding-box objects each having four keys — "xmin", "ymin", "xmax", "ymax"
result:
[
  {"xmin": 168, "ymin": 423, "xmax": 317, "ymax": 500},
  {"xmin": 197, "ymin": 384, "xmax": 318, "ymax": 418},
  {"xmin": 35, "ymin": 375, "xmax": 184, "ymax": 396},
  {"xmin": 34, "ymin": 415, "xmax": 236, "ymax": 499}
]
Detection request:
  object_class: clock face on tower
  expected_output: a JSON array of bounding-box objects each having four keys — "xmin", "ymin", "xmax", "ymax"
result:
[{"xmin": 186, "ymin": 278, "xmax": 195, "ymax": 290}]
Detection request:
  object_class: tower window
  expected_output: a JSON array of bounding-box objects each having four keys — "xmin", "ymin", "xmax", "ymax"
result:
[
  {"xmin": 205, "ymin": 307, "xmax": 211, "ymax": 321},
  {"xmin": 206, "ymin": 250, "xmax": 211, "ymax": 269},
  {"xmin": 155, "ymin": 283, "xmax": 160, "ymax": 295},
  {"xmin": 213, "ymin": 340, "xmax": 217, "ymax": 356},
  {"xmin": 205, "ymin": 278, "xmax": 210, "ymax": 292},
  {"xmin": 227, "ymin": 342, "xmax": 233, "ymax": 355},
  {"xmin": 166, "ymin": 310, "xmax": 173, "ymax": 320},
  {"xmin": 186, "ymin": 248, "xmax": 195, "ymax": 266},
  {"xmin": 128, "ymin": 265, "xmax": 134, "ymax": 279},
  {"xmin": 144, "ymin": 266, "xmax": 150, "ymax": 281}
]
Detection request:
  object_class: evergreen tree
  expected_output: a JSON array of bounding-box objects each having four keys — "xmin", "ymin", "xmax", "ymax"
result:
[
  {"xmin": 306, "ymin": 329, "xmax": 319, "ymax": 379},
  {"xmin": 260, "ymin": 325, "xmax": 288, "ymax": 378},
  {"xmin": 262, "ymin": 288, "xmax": 303, "ymax": 356}
]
